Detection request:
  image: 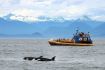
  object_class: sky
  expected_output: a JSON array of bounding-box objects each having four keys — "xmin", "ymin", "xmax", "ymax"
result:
[{"xmin": 0, "ymin": 0, "xmax": 105, "ymax": 21}]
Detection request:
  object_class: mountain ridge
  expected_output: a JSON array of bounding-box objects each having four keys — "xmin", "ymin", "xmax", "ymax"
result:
[{"xmin": 0, "ymin": 15, "xmax": 105, "ymax": 37}]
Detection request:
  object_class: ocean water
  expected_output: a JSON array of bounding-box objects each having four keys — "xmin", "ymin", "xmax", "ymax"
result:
[{"xmin": 0, "ymin": 39, "xmax": 105, "ymax": 70}]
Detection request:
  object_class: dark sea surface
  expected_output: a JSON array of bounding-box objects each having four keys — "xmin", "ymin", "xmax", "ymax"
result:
[{"xmin": 0, "ymin": 38, "xmax": 105, "ymax": 70}]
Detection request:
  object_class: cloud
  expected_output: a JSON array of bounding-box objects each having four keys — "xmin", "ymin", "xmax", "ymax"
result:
[
  {"xmin": 10, "ymin": 9, "xmax": 44, "ymax": 22},
  {"xmin": 12, "ymin": 9, "xmax": 43, "ymax": 17},
  {"xmin": 92, "ymin": 15, "xmax": 105, "ymax": 21},
  {"xmin": 0, "ymin": 0, "xmax": 105, "ymax": 21}
]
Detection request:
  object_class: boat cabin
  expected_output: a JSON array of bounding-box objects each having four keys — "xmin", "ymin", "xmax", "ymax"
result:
[{"xmin": 72, "ymin": 30, "xmax": 92, "ymax": 44}]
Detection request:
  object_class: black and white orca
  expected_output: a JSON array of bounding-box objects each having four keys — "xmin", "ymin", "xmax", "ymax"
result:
[{"xmin": 37, "ymin": 56, "xmax": 56, "ymax": 61}]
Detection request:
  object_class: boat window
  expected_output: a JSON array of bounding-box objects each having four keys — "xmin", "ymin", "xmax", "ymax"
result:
[
  {"xmin": 83, "ymin": 38, "xmax": 87, "ymax": 41},
  {"xmin": 79, "ymin": 38, "xmax": 82, "ymax": 41}
]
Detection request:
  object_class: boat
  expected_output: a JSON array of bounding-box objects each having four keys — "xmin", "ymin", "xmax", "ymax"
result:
[{"xmin": 48, "ymin": 29, "xmax": 94, "ymax": 46}]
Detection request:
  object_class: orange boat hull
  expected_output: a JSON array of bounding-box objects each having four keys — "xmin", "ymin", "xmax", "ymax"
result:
[{"xmin": 48, "ymin": 41, "xmax": 94, "ymax": 46}]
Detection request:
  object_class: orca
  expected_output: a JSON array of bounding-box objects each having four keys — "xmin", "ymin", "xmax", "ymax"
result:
[
  {"xmin": 23, "ymin": 56, "xmax": 43, "ymax": 61},
  {"xmin": 37, "ymin": 56, "xmax": 56, "ymax": 61},
  {"xmin": 23, "ymin": 56, "xmax": 56, "ymax": 61},
  {"xmin": 23, "ymin": 57, "xmax": 34, "ymax": 61},
  {"xmin": 35, "ymin": 56, "xmax": 43, "ymax": 60}
]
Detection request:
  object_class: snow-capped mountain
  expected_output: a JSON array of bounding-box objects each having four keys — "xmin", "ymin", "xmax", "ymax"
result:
[{"xmin": 0, "ymin": 14, "xmax": 105, "ymax": 37}]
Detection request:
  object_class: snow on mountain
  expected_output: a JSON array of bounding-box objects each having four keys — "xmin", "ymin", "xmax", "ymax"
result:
[
  {"xmin": 3, "ymin": 13, "xmax": 38, "ymax": 22},
  {"xmin": 0, "ymin": 14, "xmax": 105, "ymax": 37},
  {"xmin": 2, "ymin": 14, "xmax": 94, "ymax": 22}
]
